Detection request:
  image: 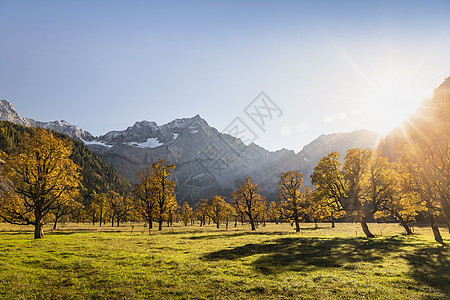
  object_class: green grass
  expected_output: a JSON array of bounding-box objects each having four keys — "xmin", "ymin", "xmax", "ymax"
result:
[{"xmin": 0, "ymin": 222, "xmax": 449, "ymax": 299}]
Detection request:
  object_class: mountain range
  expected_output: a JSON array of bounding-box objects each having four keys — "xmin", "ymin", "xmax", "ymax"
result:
[{"xmin": 0, "ymin": 99, "xmax": 381, "ymax": 205}]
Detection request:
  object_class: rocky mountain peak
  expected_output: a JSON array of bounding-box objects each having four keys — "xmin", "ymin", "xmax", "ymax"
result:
[
  {"xmin": 164, "ymin": 114, "xmax": 209, "ymax": 130},
  {"xmin": 0, "ymin": 99, "xmax": 93, "ymax": 140},
  {"xmin": 97, "ymin": 114, "xmax": 211, "ymax": 146},
  {"xmin": 0, "ymin": 100, "xmax": 32, "ymax": 126}
]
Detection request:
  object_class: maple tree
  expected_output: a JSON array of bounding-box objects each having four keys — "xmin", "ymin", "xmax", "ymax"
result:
[
  {"xmin": 179, "ymin": 201, "xmax": 193, "ymax": 226},
  {"xmin": 150, "ymin": 159, "xmax": 177, "ymax": 231},
  {"xmin": 134, "ymin": 166, "xmax": 158, "ymax": 231},
  {"xmin": 198, "ymin": 195, "xmax": 234, "ymax": 229},
  {"xmin": 0, "ymin": 128, "xmax": 81, "ymax": 238},
  {"xmin": 277, "ymin": 170, "xmax": 311, "ymax": 232},
  {"xmin": 231, "ymin": 176, "xmax": 266, "ymax": 231}
]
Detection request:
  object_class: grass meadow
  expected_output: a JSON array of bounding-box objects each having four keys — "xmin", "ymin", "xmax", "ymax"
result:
[{"xmin": 0, "ymin": 222, "xmax": 449, "ymax": 299}]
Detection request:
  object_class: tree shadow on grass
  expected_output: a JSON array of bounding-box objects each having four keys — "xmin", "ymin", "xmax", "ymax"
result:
[
  {"xmin": 203, "ymin": 236, "xmax": 449, "ymax": 294},
  {"xmin": 403, "ymin": 245, "xmax": 450, "ymax": 294},
  {"xmin": 203, "ymin": 236, "xmax": 404, "ymax": 273}
]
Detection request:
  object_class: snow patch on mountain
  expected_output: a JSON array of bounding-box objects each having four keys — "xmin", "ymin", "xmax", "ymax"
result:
[
  {"xmin": 82, "ymin": 139, "xmax": 113, "ymax": 148},
  {"xmin": 126, "ymin": 137, "xmax": 163, "ymax": 148}
]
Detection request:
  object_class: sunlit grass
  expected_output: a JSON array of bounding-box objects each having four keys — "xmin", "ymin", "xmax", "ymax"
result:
[{"xmin": 0, "ymin": 222, "xmax": 448, "ymax": 299}]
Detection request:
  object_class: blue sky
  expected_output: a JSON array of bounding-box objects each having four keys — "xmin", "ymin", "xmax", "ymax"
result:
[{"xmin": 1, "ymin": 0, "xmax": 449, "ymax": 151}]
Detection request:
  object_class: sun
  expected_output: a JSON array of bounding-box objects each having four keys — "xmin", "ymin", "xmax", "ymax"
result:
[{"xmin": 362, "ymin": 77, "xmax": 432, "ymax": 134}]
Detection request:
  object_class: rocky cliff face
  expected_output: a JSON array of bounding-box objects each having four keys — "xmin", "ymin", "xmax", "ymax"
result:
[{"xmin": 0, "ymin": 99, "xmax": 381, "ymax": 206}]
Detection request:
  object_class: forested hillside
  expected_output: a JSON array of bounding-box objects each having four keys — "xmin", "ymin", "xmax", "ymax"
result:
[{"xmin": 0, "ymin": 121, "xmax": 132, "ymax": 198}]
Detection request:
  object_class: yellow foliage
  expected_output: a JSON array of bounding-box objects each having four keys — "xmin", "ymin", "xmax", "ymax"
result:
[{"xmin": 0, "ymin": 128, "xmax": 81, "ymax": 238}]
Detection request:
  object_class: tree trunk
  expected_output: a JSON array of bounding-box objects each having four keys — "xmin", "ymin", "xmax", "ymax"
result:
[
  {"xmin": 360, "ymin": 218, "xmax": 375, "ymax": 238},
  {"xmin": 249, "ymin": 219, "xmax": 256, "ymax": 230},
  {"xmin": 216, "ymin": 221, "xmax": 220, "ymax": 229},
  {"xmin": 248, "ymin": 211, "xmax": 256, "ymax": 230},
  {"xmin": 429, "ymin": 212, "xmax": 443, "ymax": 244},
  {"xmin": 99, "ymin": 207, "xmax": 103, "ymax": 227},
  {"xmin": 34, "ymin": 222, "xmax": 44, "ymax": 239},
  {"xmin": 111, "ymin": 216, "xmax": 114, "ymax": 227},
  {"xmin": 34, "ymin": 209, "xmax": 44, "ymax": 239},
  {"xmin": 400, "ymin": 220, "xmax": 413, "ymax": 235},
  {"xmin": 53, "ymin": 208, "xmax": 61, "ymax": 230},
  {"xmin": 53, "ymin": 216, "xmax": 59, "ymax": 230},
  {"xmin": 117, "ymin": 218, "xmax": 120, "ymax": 227},
  {"xmin": 294, "ymin": 216, "xmax": 300, "ymax": 232},
  {"xmin": 331, "ymin": 216, "xmax": 335, "ymax": 228},
  {"xmin": 395, "ymin": 213, "xmax": 413, "ymax": 235},
  {"xmin": 158, "ymin": 219, "xmax": 163, "ymax": 231}
]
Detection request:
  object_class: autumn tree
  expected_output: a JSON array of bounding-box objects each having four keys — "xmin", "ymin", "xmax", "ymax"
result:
[
  {"xmin": 374, "ymin": 161, "xmax": 422, "ymax": 235},
  {"xmin": 267, "ymin": 201, "xmax": 284, "ymax": 224},
  {"xmin": 311, "ymin": 152, "xmax": 348, "ymax": 224},
  {"xmin": 52, "ymin": 198, "xmax": 82, "ymax": 229},
  {"xmin": 231, "ymin": 176, "xmax": 266, "ymax": 231},
  {"xmin": 312, "ymin": 149, "xmax": 387, "ymax": 237},
  {"xmin": 150, "ymin": 159, "xmax": 177, "ymax": 230},
  {"xmin": 91, "ymin": 191, "xmax": 109, "ymax": 226},
  {"xmin": 310, "ymin": 190, "xmax": 343, "ymax": 228},
  {"xmin": 195, "ymin": 200, "xmax": 208, "ymax": 226},
  {"xmin": 398, "ymin": 144, "xmax": 445, "ymax": 243},
  {"xmin": 201, "ymin": 195, "xmax": 234, "ymax": 229},
  {"xmin": 0, "ymin": 128, "xmax": 81, "ymax": 238},
  {"xmin": 308, "ymin": 191, "xmax": 334, "ymax": 227},
  {"xmin": 179, "ymin": 201, "xmax": 193, "ymax": 226},
  {"xmin": 222, "ymin": 202, "xmax": 235, "ymax": 230},
  {"xmin": 405, "ymin": 82, "xmax": 450, "ymax": 233},
  {"xmin": 84, "ymin": 197, "xmax": 100, "ymax": 225},
  {"xmin": 134, "ymin": 166, "xmax": 158, "ymax": 230},
  {"xmin": 356, "ymin": 150, "xmax": 398, "ymax": 237},
  {"xmin": 108, "ymin": 191, "xmax": 133, "ymax": 227},
  {"xmin": 277, "ymin": 170, "xmax": 311, "ymax": 232}
]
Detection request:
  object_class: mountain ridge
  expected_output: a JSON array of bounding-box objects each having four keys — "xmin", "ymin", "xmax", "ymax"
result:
[{"xmin": 0, "ymin": 99, "xmax": 381, "ymax": 204}]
